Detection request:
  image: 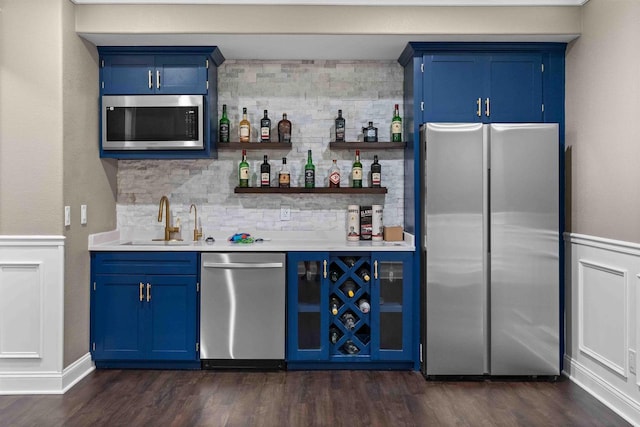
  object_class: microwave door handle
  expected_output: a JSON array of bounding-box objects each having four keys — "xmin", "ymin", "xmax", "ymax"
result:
[
  {"xmin": 148, "ymin": 70, "xmax": 152, "ymax": 90},
  {"xmin": 156, "ymin": 70, "xmax": 161, "ymax": 90}
]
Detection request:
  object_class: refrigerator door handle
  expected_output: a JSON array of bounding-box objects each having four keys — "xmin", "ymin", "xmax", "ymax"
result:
[{"xmin": 487, "ymin": 167, "xmax": 491, "ymax": 254}]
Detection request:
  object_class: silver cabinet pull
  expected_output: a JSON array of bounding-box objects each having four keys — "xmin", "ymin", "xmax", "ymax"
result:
[
  {"xmin": 156, "ymin": 70, "xmax": 161, "ymax": 89},
  {"xmin": 485, "ymin": 98, "xmax": 490, "ymax": 117},
  {"xmin": 476, "ymin": 98, "xmax": 482, "ymax": 117},
  {"xmin": 148, "ymin": 70, "xmax": 152, "ymax": 89}
]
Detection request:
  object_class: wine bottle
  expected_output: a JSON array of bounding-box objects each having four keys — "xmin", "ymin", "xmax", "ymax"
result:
[
  {"xmin": 370, "ymin": 155, "xmax": 381, "ymax": 188},
  {"xmin": 391, "ymin": 103, "xmax": 402, "ymax": 142},
  {"xmin": 304, "ymin": 149, "xmax": 315, "ymax": 188},
  {"xmin": 335, "ymin": 109, "xmax": 345, "ymax": 142},
  {"xmin": 330, "ymin": 326, "xmax": 341, "ymax": 344},
  {"xmin": 260, "ymin": 109, "xmax": 271, "ymax": 142},
  {"xmin": 341, "ymin": 312, "xmax": 356, "ymax": 330},
  {"xmin": 351, "ymin": 150, "xmax": 362, "ymax": 188},
  {"xmin": 344, "ymin": 340, "xmax": 360, "ymax": 354},
  {"xmin": 260, "ymin": 155, "xmax": 270, "ymax": 187},
  {"xmin": 239, "ymin": 107, "xmax": 251, "ymax": 143},
  {"xmin": 278, "ymin": 157, "xmax": 290, "ymax": 188},
  {"xmin": 329, "ymin": 159, "xmax": 340, "ymax": 188},
  {"xmin": 238, "ymin": 149, "xmax": 249, "ymax": 188},
  {"xmin": 342, "ymin": 280, "xmax": 356, "ymax": 298},
  {"xmin": 358, "ymin": 298, "xmax": 371, "ymax": 314},
  {"xmin": 329, "ymin": 269, "xmax": 341, "ymax": 282},
  {"xmin": 357, "ymin": 268, "xmax": 370, "ymax": 282},
  {"xmin": 330, "ymin": 297, "xmax": 341, "ymax": 315},
  {"xmin": 364, "ymin": 121, "xmax": 378, "ymax": 142},
  {"xmin": 343, "ymin": 256, "xmax": 356, "ymax": 267},
  {"xmin": 278, "ymin": 113, "xmax": 292, "ymax": 143},
  {"xmin": 219, "ymin": 104, "xmax": 230, "ymax": 143}
]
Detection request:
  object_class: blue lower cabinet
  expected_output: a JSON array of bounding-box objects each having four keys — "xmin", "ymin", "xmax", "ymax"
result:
[
  {"xmin": 287, "ymin": 251, "xmax": 415, "ymax": 370},
  {"xmin": 90, "ymin": 252, "xmax": 200, "ymax": 369}
]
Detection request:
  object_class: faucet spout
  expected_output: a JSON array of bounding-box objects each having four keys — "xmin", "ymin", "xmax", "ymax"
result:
[
  {"xmin": 190, "ymin": 204, "xmax": 203, "ymax": 242},
  {"xmin": 158, "ymin": 196, "xmax": 179, "ymax": 241}
]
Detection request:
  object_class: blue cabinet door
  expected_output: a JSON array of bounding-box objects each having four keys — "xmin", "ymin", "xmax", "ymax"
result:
[
  {"xmin": 155, "ymin": 55, "xmax": 208, "ymax": 95},
  {"xmin": 93, "ymin": 274, "xmax": 146, "ymax": 360},
  {"xmin": 370, "ymin": 252, "xmax": 413, "ymax": 361},
  {"xmin": 102, "ymin": 55, "xmax": 155, "ymax": 95},
  {"xmin": 286, "ymin": 252, "xmax": 330, "ymax": 361},
  {"xmin": 145, "ymin": 274, "xmax": 198, "ymax": 361},
  {"xmin": 423, "ymin": 54, "xmax": 485, "ymax": 123}
]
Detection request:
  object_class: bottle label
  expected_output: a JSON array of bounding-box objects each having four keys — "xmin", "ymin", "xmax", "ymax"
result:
[
  {"xmin": 392, "ymin": 121, "xmax": 402, "ymax": 133},
  {"xmin": 240, "ymin": 125, "xmax": 250, "ymax": 138},
  {"xmin": 261, "ymin": 172, "xmax": 270, "ymax": 186},
  {"xmin": 372, "ymin": 172, "xmax": 381, "ymax": 186},
  {"xmin": 261, "ymin": 127, "xmax": 270, "ymax": 139},
  {"xmin": 352, "ymin": 167, "xmax": 362, "ymax": 180},
  {"xmin": 279, "ymin": 173, "xmax": 290, "ymax": 187},
  {"xmin": 220, "ymin": 124, "xmax": 229, "ymax": 142},
  {"xmin": 305, "ymin": 170, "xmax": 315, "ymax": 186},
  {"xmin": 240, "ymin": 167, "xmax": 249, "ymax": 180},
  {"xmin": 366, "ymin": 129, "xmax": 376, "ymax": 137},
  {"xmin": 330, "ymin": 171, "xmax": 340, "ymax": 186}
]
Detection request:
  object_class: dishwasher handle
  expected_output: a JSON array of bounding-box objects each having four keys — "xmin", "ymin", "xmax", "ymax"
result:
[{"xmin": 202, "ymin": 261, "xmax": 284, "ymax": 269}]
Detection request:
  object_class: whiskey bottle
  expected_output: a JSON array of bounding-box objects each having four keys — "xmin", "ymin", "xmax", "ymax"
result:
[
  {"xmin": 260, "ymin": 155, "xmax": 271, "ymax": 187},
  {"xmin": 278, "ymin": 113, "xmax": 292, "ymax": 143},
  {"xmin": 335, "ymin": 109, "xmax": 346, "ymax": 142},
  {"xmin": 260, "ymin": 110, "xmax": 271, "ymax": 142},
  {"xmin": 329, "ymin": 159, "xmax": 340, "ymax": 188},
  {"xmin": 304, "ymin": 150, "xmax": 315, "ymax": 188},
  {"xmin": 238, "ymin": 149, "xmax": 249, "ymax": 188},
  {"xmin": 239, "ymin": 107, "xmax": 251, "ymax": 143},
  {"xmin": 219, "ymin": 104, "xmax": 230, "ymax": 143},
  {"xmin": 391, "ymin": 104, "xmax": 402, "ymax": 142},
  {"xmin": 351, "ymin": 149, "xmax": 363, "ymax": 188},
  {"xmin": 363, "ymin": 121, "xmax": 378, "ymax": 142},
  {"xmin": 278, "ymin": 157, "xmax": 290, "ymax": 188},
  {"xmin": 370, "ymin": 155, "xmax": 381, "ymax": 188}
]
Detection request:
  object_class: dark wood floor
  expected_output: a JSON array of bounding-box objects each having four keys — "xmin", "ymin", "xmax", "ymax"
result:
[{"xmin": 0, "ymin": 370, "xmax": 630, "ymax": 427}]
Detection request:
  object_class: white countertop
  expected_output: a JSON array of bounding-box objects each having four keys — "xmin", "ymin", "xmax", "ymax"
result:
[{"xmin": 89, "ymin": 230, "xmax": 415, "ymax": 252}]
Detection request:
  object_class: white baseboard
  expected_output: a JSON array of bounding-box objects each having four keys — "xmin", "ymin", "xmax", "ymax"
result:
[{"xmin": 0, "ymin": 353, "xmax": 94, "ymax": 395}]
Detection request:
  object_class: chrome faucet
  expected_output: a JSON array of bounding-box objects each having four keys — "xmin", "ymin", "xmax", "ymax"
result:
[
  {"xmin": 189, "ymin": 203, "xmax": 203, "ymax": 242},
  {"xmin": 157, "ymin": 196, "xmax": 180, "ymax": 241}
]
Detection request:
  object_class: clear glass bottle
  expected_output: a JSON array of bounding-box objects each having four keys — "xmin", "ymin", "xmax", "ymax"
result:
[
  {"xmin": 344, "ymin": 340, "xmax": 360, "ymax": 354},
  {"xmin": 278, "ymin": 157, "xmax": 290, "ymax": 188},
  {"xmin": 329, "ymin": 159, "xmax": 340, "ymax": 188},
  {"xmin": 341, "ymin": 312, "xmax": 356, "ymax": 330},
  {"xmin": 391, "ymin": 103, "xmax": 402, "ymax": 142},
  {"xmin": 370, "ymin": 155, "xmax": 381, "ymax": 188},
  {"xmin": 260, "ymin": 155, "xmax": 270, "ymax": 187},
  {"xmin": 351, "ymin": 149, "xmax": 363, "ymax": 188},
  {"xmin": 239, "ymin": 107, "xmax": 250, "ymax": 143},
  {"xmin": 260, "ymin": 109, "xmax": 271, "ymax": 142},
  {"xmin": 219, "ymin": 104, "xmax": 230, "ymax": 143},
  {"xmin": 335, "ymin": 109, "xmax": 346, "ymax": 142},
  {"xmin": 238, "ymin": 149, "xmax": 249, "ymax": 188},
  {"xmin": 304, "ymin": 149, "xmax": 315, "ymax": 188},
  {"xmin": 278, "ymin": 113, "xmax": 292, "ymax": 143}
]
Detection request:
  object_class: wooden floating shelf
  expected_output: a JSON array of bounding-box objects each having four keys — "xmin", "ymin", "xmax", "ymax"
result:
[
  {"xmin": 234, "ymin": 187, "xmax": 388, "ymax": 194},
  {"xmin": 329, "ymin": 142, "xmax": 406, "ymax": 149},
  {"xmin": 217, "ymin": 142, "xmax": 293, "ymax": 150}
]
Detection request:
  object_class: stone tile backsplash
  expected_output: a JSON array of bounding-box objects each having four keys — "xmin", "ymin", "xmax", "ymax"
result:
[{"xmin": 117, "ymin": 60, "xmax": 405, "ymax": 238}]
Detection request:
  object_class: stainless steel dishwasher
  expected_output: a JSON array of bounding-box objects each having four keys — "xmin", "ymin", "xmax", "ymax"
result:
[{"xmin": 200, "ymin": 252, "xmax": 286, "ymax": 369}]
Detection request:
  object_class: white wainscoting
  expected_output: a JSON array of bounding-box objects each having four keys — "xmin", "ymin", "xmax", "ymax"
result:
[
  {"xmin": 0, "ymin": 236, "xmax": 93, "ymax": 394},
  {"xmin": 565, "ymin": 233, "xmax": 640, "ymax": 426}
]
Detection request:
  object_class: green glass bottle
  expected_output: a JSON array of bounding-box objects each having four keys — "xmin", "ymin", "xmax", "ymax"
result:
[
  {"xmin": 219, "ymin": 104, "xmax": 230, "ymax": 143},
  {"xmin": 351, "ymin": 149, "xmax": 362, "ymax": 188},
  {"xmin": 238, "ymin": 149, "xmax": 249, "ymax": 188},
  {"xmin": 391, "ymin": 104, "xmax": 402, "ymax": 142},
  {"xmin": 304, "ymin": 149, "xmax": 315, "ymax": 188}
]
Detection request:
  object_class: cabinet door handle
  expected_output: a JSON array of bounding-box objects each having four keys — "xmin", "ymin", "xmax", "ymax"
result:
[
  {"xmin": 146, "ymin": 283, "xmax": 151, "ymax": 302},
  {"xmin": 156, "ymin": 70, "xmax": 161, "ymax": 89},
  {"xmin": 148, "ymin": 70, "xmax": 152, "ymax": 90},
  {"xmin": 476, "ymin": 98, "xmax": 482, "ymax": 117},
  {"xmin": 323, "ymin": 260, "xmax": 327, "ymax": 279},
  {"xmin": 139, "ymin": 282, "xmax": 144, "ymax": 302},
  {"xmin": 485, "ymin": 97, "xmax": 490, "ymax": 117},
  {"xmin": 374, "ymin": 260, "xmax": 379, "ymax": 280}
]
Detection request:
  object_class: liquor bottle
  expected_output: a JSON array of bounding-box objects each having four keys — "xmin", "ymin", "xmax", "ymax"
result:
[
  {"xmin": 341, "ymin": 312, "xmax": 356, "ymax": 330},
  {"xmin": 278, "ymin": 157, "xmax": 290, "ymax": 188},
  {"xmin": 330, "ymin": 326, "xmax": 341, "ymax": 344},
  {"xmin": 328, "ymin": 159, "xmax": 340, "ymax": 188},
  {"xmin": 358, "ymin": 298, "xmax": 371, "ymax": 314},
  {"xmin": 363, "ymin": 121, "xmax": 378, "ymax": 142},
  {"xmin": 260, "ymin": 155, "xmax": 271, "ymax": 187},
  {"xmin": 278, "ymin": 113, "xmax": 292, "ymax": 143},
  {"xmin": 357, "ymin": 268, "xmax": 370, "ymax": 282},
  {"xmin": 330, "ymin": 297, "xmax": 341, "ymax": 315},
  {"xmin": 370, "ymin": 155, "xmax": 382, "ymax": 188},
  {"xmin": 342, "ymin": 280, "xmax": 356, "ymax": 298},
  {"xmin": 391, "ymin": 103, "xmax": 402, "ymax": 142},
  {"xmin": 239, "ymin": 107, "xmax": 251, "ymax": 143},
  {"xmin": 260, "ymin": 110, "xmax": 271, "ymax": 142},
  {"xmin": 329, "ymin": 269, "xmax": 341, "ymax": 282},
  {"xmin": 219, "ymin": 104, "xmax": 230, "ymax": 143},
  {"xmin": 304, "ymin": 150, "xmax": 315, "ymax": 188},
  {"xmin": 351, "ymin": 149, "xmax": 363, "ymax": 188},
  {"xmin": 238, "ymin": 149, "xmax": 249, "ymax": 188},
  {"xmin": 335, "ymin": 109, "xmax": 346, "ymax": 142},
  {"xmin": 344, "ymin": 340, "xmax": 360, "ymax": 354}
]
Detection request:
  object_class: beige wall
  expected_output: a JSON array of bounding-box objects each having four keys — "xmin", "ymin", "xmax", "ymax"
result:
[{"xmin": 565, "ymin": 0, "xmax": 640, "ymax": 242}]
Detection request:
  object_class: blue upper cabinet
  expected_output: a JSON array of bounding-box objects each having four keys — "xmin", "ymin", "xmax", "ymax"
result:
[{"xmin": 423, "ymin": 51, "xmax": 543, "ymax": 123}]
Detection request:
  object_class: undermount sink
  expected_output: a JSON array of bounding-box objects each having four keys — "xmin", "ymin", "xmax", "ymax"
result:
[{"xmin": 121, "ymin": 239, "xmax": 191, "ymax": 246}]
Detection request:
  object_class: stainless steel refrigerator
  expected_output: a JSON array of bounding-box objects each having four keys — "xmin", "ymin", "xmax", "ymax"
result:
[{"xmin": 422, "ymin": 122, "xmax": 559, "ymax": 376}]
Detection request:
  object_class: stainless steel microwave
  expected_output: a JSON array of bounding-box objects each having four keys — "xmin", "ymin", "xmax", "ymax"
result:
[{"xmin": 101, "ymin": 95, "xmax": 204, "ymax": 150}]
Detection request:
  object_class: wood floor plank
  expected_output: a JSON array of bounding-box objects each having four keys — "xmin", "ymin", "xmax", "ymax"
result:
[{"xmin": 0, "ymin": 370, "xmax": 631, "ymax": 427}]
